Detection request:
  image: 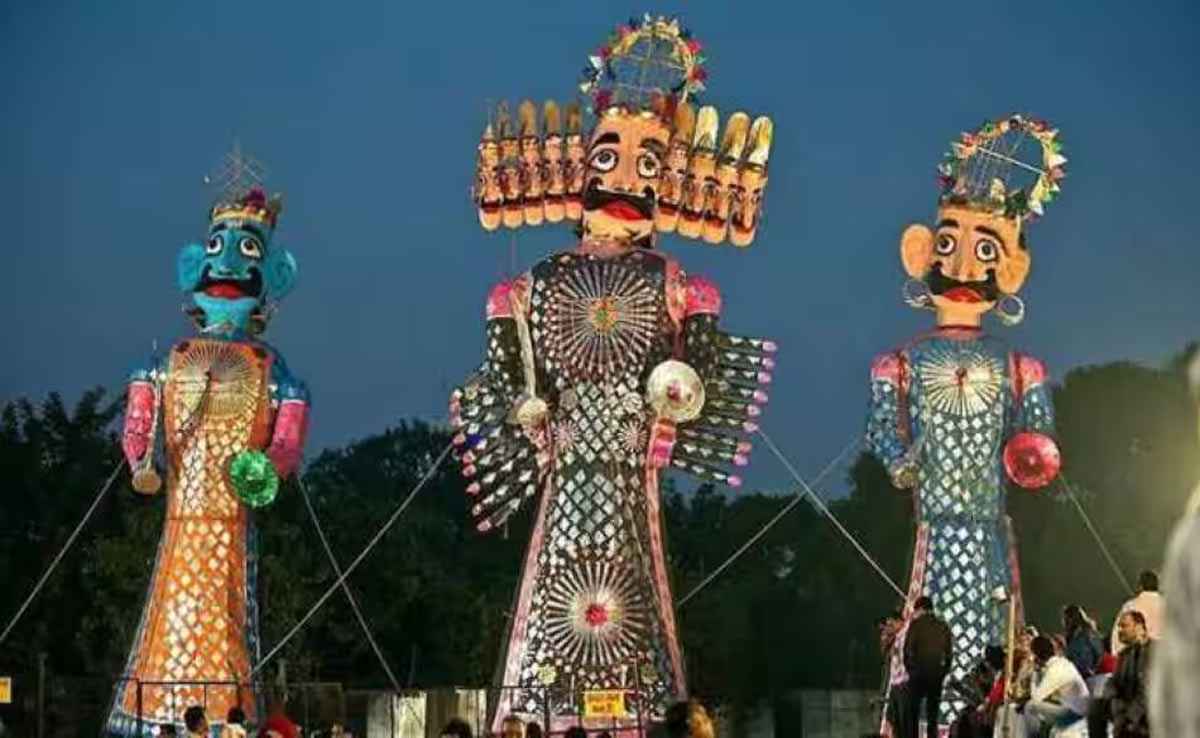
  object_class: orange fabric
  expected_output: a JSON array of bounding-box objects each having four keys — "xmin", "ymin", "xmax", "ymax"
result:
[{"xmin": 117, "ymin": 340, "xmax": 272, "ymax": 724}]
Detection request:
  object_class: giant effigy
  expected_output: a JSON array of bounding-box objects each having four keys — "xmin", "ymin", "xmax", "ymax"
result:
[
  {"xmin": 107, "ymin": 150, "xmax": 309, "ymax": 735},
  {"xmin": 450, "ymin": 15, "xmax": 777, "ymax": 733},
  {"xmin": 865, "ymin": 115, "xmax": 1066, "ymax": 726}
]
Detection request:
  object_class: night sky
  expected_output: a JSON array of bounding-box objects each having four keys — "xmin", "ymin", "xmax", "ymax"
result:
[{"xmin": 3, "ymin": 0, "xmax": 1198, "ymax": 493}]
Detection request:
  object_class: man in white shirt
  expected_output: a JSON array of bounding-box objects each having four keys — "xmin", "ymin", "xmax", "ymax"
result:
[
  {"xmin": 1150, "ymin": 486, "xmax": 1200, "ymax": 738},
  {"xmin": 1111, "ymin": 571, "xmax": 1164, "ymax": 654},
  {"xmin": 1024, "ymin": 635, "xmax": 1090, "ymax": 735}
]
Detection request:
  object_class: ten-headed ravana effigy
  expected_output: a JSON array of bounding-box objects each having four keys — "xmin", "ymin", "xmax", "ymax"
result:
[
  {"xmin": 866, "ymin": 115, "xmax": 1066, "ymax": 727},
  {"xmin": 107, "ymin": 149, "xmax": 309, "ymax": 735},
  {"xmin": 450, "ymin": 14, "xmax": 778, "ymax": 732}
]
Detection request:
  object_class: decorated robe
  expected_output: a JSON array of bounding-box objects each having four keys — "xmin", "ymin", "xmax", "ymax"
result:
[
  {"xmin": 107, "ymin": 337, "xmax": 307, "ymax": 736},
  {"xmin": 452, "ymin": 249, "xmax": 772, "ymax": 732},
  {"xmin": 866, "ymin": 326, "xmax": 1053, "ymax": 723}
]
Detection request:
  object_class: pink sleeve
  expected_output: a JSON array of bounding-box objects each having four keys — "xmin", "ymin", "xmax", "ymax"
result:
[
  {"xmin": 122, "ymin": 380, "xmax": 155, "ymax": 469},
  {"xmin": 871, "ymin": 352, "xmax": 903, "ymax": 383},
  {"xmin": 684, "ymin": 274, "xmax": 722, "ymax": 316},
  {"xmin": 268, "ymin": 399, "xmax": 309, "ymax": 478},
  {"xmin": 486, "ymin": 281, "xmax": 514, "ymax": 319},
  {"xmin": 1014, "ymin": 354, "xmax": 1047, "ymax": 390}
]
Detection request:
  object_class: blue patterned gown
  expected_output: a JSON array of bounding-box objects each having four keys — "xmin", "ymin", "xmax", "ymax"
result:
[{"xmin": 866, "ymin": 326, "xmax": 1054, "ymax": 724}]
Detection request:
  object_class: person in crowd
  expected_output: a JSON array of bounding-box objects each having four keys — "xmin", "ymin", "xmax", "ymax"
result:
[
  {"xmin": 161, "ymin": 727, "xmax": 179, "ymax": 737},
  {"xmin": 1112, "ymin": 571, "xmax": 1163, "ymax": 653},
  {"xmin": 1062, "ymin": 604, "xmax": 1104, "ymax": 679},
  {"xmin": 183, "ymin": 706, "xmax": 208, "ymax": 738},
  {"xmin": 664, "ymin": 699, "xmax": 716, "ymax": 738},
  {"xmin": 1089, "ymin": 610, "xmax": 1153, "ymax": 738},
  {"xmin": 563, "ymin": 727, "xmax": 587, "ymax": 738},
  {"xmin": 1023, "ymin": 634, "xmax": 1089, "ymax": 736},
  {"xmin": 525, "ymin": 721, "xmax": 544, "ymax": 738},
  {"xmin": 500, "ymin": 715, "xmax": 524, "ymax": 738},
  {"xmin": 902, "ymin": 596, "xmax": 953, "ymax": 738},
  {"xmin": 1150, "ymin": 481, "xmax": 1200, "ymax": 738},
  {"xmin": 220, "ymin": 706, "xmax": 248, "ymax": 738},
  {"xmin": 438, "ymin": 718, "xmax": 473, "ymax": 738},
  {"xmin": 949, "ymin": 645, "xmax": 1004, "ymax": 737},
  {"xmin": 258, "ymin": 713, "xmax": 299, "ymax": 738}
]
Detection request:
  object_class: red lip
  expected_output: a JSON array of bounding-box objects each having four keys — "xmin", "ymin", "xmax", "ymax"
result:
[
  {"xmin": 205, "ymin": 283, "xmax": 249, "ymax": 299},
  {"xmin": 944, "ymin": 286, "xmax": 983, "ymax": 303},
  {"xmin": 602, "ymin": 200, "xmax": 646, "ymax": 221}
]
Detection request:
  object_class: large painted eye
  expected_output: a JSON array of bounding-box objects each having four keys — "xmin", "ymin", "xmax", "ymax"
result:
[
  {"xmin": 637, "ymin": 152, "xmax": 661, "ymax": 178},
  {"xmin": 975, "ymin": 238, "xmax": 999, "ymax": 263},
  {"xmin": 587, "ymin": 149, "xmax": 618, "ymax": 173},
  {"xmin": 934, "ymin": 233, "xmax": 956, "ymax": 256},
  {"xmin": 239, "ymin": 236, "xmax": 263, "ymax": 260},
  {"xmin": 206, "ymin": 234, "xmax": 224, "ymax": 255}
]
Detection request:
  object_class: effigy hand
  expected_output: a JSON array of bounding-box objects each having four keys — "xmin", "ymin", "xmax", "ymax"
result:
[
  {"xmin": 1003, "ymin": 431, "xmax": 1061, "ymax": 490},
  {"xmin": 888, "ymin": 435, "xmax": 925, "ymax": 490}
]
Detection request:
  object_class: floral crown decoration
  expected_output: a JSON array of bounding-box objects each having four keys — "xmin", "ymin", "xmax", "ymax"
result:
[
  {"xmin": 578, "ymin": 14, "xmax": 707, "ymax": 117},
  {"xmin": 937, "ymin": 114, "xmax": 1067, "ymax": 222}
]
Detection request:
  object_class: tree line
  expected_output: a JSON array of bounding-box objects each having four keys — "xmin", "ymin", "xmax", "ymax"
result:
[{"xmin": 0, "ymin": 347, "xmax": 1195, "ymax": 735}]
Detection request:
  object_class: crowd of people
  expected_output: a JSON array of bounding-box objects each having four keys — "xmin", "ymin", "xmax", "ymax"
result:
[
  {"xmin": 438, "ymin": 699, "xmax": 719, "ymax": 738},
  {"xmin": 158, "ymin": 704, "xmax": 320, "ymax": 738},
  {"xmin": 878, "ymin": 572, "xmax": 1164, "ymax": 738}
]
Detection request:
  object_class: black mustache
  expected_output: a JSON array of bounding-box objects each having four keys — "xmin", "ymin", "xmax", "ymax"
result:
[
  {"xmin": 198, "ymin": 264, "xmax": 264, "ymax": 297},
  {"xmin": 925, "ymin": 262, "xmax": 999, "ymax": 301},
  {"xmin": 582, "ymin": 180, "xmax": 655, "ymax": 219}
]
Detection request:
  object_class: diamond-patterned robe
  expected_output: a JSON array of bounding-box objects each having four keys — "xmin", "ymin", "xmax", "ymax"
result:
[
  {"xmin": 107, "ymin": 339, "xmax": 275, "ymax": 735},
  {"xmin": 866, "ymin": 327, "xmax": 1054, "ymax": 726}
]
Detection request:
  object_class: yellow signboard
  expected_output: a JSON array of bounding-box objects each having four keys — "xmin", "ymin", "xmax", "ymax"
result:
[
  {"xmin": 0, "ymin": 676, "xmax": 11, "ymax": 705},
  {"xmin": 582, "ymin": 689, "xmax": 627, "ymax": 719}
]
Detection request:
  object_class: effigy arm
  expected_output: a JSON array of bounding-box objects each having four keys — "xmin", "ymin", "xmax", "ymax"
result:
[
  {"xmin": 866, "ymin": 351, "xmax": 918, "ymax": 488},
  {"xmin": 122, "ymin": 366, "xmax": 160, "ymax": 472},
  {"xmin": 450, "ymin": 279, "xmax": 549, "ymax": 532},
  {"xmin": 267, "ymin": 367, "xmax": 310, "ymax": 480},
  {"xmin": 1002, "ymin": 354, "xmax": 1061, "ymax": 490},
  {"xmin": 654, "ymin": 274, "xmax": 774, "ymax": 488}
]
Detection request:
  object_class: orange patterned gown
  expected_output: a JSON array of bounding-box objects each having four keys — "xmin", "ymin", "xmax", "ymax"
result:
[{"xmin": 109, "ymin": 338, "xmax": 273, "ymax": 733}]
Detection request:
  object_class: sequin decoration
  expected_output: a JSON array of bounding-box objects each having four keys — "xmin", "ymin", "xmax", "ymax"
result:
[
  {"xmin": 918, "ymin": 347, "xmax": 1004, "ymax": 417},
  {"xmin": 494, "ymin": 252, "xmax": 680, "ymax": 728},
  {"xmin": 111, "ymin": 339, "xmax": 271, "ymax": 731},
  {"xmin": 865, "ymin": 332, "xmax": 1057, "ymax": 728},
  {"xmin": 540, "ymin": 255, "xmax": 662, "ymax": 381},
  {"xmin": 544, "ymin": 560, "xmax": 648, "ymax": 667}
]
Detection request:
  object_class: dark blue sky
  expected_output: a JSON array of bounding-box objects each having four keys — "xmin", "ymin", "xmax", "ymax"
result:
[{"xmin": 3, "ymin": 0, "xmax": 1198, "ymax": 493}]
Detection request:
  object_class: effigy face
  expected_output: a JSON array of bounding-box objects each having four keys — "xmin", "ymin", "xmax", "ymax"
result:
[
  {"xmin": 176, "ymin": 190, "xmax": 296, "ymax": 334},
  {"xmin": 901, "ymin": 203, "xmax": 1029, "ymax": 326},
  {"xmin": 578, "ymin": 111, "xmax": 671, "ymax": 251}
]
